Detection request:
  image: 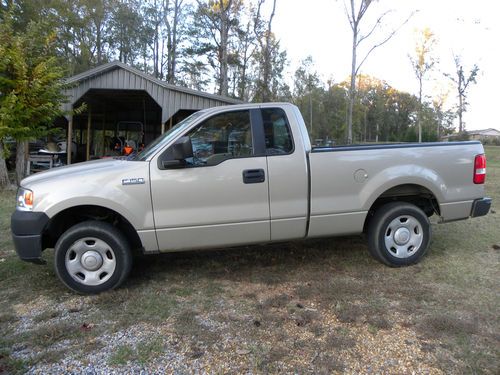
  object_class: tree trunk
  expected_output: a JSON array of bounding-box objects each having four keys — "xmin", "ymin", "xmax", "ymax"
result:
[
  {"xmin": 154, "ymin": 24, "xmax": 159, "ymax": 78},
  {"xmin": 96, "ymin": 26, "xmax": 102, "ymax": 64},
  {"xmin": 418, "ymin": 75, "xmax": 422, "ymax": 142},
  {"xmin": 458, "ymin": 92, "xmax": 464, "ymax": 133},
  {"xmin": 458, "ymin": 65, "xmax": 463, "ymax": 133},
  {"xmin": 261, "ymin": 0, "xmax": 276, "ymax": 102},
  {"xmin": 218, "ymin": 0, "xmax": 231, "ymax": 97},
  {"xmin": 15, "ymin": 140, "xmax": 28, "ymax": 185},
  {"xmin": 219, "ymin": 22, "xmax": 229, "ymax": 96},
  {"xmin": 0, "ymin": 141, "xmax": 10, "ymax": 188},
  {"xmin": 436, "ymin": 107, "xmax": 442, "ymax": 139},
  {"xmin": 348, "ymin": 27, "xmax": 357, "ymax": 144},
  {"xmin": 364, "ymin": 109, "xmax": 368, "ymax": 142},
  {"xmin": 170, "ymin": 0, "xmax": 180, "ymax": 84}
]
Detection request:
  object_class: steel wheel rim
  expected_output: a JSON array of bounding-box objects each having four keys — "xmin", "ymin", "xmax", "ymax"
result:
[
  {"xmin": 65, "ymin": 237, "xmax": 116, "ymax": 286},
  {"xmin": 384, "ymin": 215, "xmax": 423, "ymax": 259}
]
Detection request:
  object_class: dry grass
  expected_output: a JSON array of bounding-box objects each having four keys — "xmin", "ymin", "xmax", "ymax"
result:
[{"xmin": 0, "ymin": 146, "xmax": 499, "ymax": 373}]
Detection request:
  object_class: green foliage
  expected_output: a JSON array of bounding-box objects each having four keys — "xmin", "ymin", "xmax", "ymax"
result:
[
  {"xmin": 251, "ymin": 36, "xmax": 288, "ymax": 102},
  {"xmin": 447, "ymin": 131, "xmax": 470, "ymax": 142},
  {"xmin": 0, "ymin": 12, "xmax": 66, "ymax": 142},
  {"xmin": 0, "ymin": 1, "xmax": 462, "ymax": 148},
  {"xmin": 110, "ymin": 0, "xmax": 143, "ymax": 66},
  {"xmin": 291, "ymin": 59, "xmax": 453, "ymax": 145}
]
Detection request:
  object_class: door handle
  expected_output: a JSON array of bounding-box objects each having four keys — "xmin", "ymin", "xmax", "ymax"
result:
[{"xmin": 242, "ymin": 169, "xmax": 265, "ymax": 184}]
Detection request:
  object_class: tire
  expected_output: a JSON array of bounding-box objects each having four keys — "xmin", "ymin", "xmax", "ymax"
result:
[
  {"xmin": 54, "ymin": 221, "xmax": 132, "ymax": 294},
  {"xmin": 367, "ymin": 202, "xmax": 431, "ymax": 267}
]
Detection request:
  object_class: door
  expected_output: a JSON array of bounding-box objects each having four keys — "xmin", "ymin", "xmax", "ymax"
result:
[
  {"xmin": 150, "ymin": 109, "xmax": 270, "ymax": 251},
  {"xmin": 262, "ymin": 107, "xmax": 309, "ymax": 240}
]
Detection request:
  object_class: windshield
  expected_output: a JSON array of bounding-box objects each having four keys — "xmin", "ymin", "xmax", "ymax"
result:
[{"xmin": 134, "ymin": 111, "xmax": 204, "ymax": 161}]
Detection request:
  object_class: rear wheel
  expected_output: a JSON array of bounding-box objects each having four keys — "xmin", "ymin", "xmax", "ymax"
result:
[
  {"xmin": 367, "ymin": 202, "xmax": 431, "ymax": 266},
  {"xmin": 54, "ymin": 221, "xmax": 132, "ymax": 294}
]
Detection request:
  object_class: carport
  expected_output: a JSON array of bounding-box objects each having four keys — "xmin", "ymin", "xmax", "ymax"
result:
[{"xmin": 61, "ymin": 61, "xmax": 240, "ymax": 163}]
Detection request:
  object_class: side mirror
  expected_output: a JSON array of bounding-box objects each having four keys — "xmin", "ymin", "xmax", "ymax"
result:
[
  {"xmin": 171, "ymin": 136, "xmax": 193, "ymax": 160},
  {"xmin": 161, "ymin": 136, "xmax": 193, "ymax": 169}
]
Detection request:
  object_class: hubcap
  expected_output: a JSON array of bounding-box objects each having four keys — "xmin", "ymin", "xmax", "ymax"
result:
[
  {"xmin": 384, "ymin": 215, "xmax": 423, "ymax": 259},
  {"xmin": 81, "ymin": 250, "xmax": 103, "ymax": 271},
  {"xmin": 393, "ymin": 227, "xmax": 411, "ymax": 245},
  {"xmin": 65, "ymin": 237, "xmax": 116, "ymax": 286}
]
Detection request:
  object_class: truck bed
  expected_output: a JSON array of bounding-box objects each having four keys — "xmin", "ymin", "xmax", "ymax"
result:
[{"xmin": 307, "ymin": 140, "xmax": 486, "ymax": 237}]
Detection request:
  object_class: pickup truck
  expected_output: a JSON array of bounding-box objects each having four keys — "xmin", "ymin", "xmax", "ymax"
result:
[{"xmin": 11, "ymin": 103, "xmax": 492, "ymax": 294}]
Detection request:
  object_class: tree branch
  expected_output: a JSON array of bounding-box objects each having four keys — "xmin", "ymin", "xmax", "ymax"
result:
[
  {"xmin": 355, "ymin": 11, "xmax": 415, "ymax": 75},
  {"xmin": 357, "ymin": 9, "xmax": 392, "ymax": 46},
  {"xmin": 343, "ymin": 0, "xmax": 355, "ymax": 30},
  {"xmin": 357, "ymin": 0, "xmax": 370, "ymax": 22}
]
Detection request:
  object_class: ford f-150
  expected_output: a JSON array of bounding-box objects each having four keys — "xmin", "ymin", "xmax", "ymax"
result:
[{"xmin": 11, "ymin": 103, "xmax": 492, "ymax": 293}]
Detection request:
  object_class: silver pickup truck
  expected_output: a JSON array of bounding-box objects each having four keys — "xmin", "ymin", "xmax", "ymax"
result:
[{"xmin": 11, "ymin": 103, "xmax": 491, "ymax": 293}]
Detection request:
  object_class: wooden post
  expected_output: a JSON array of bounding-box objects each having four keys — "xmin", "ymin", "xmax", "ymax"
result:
[
  {"xmin": 86, "ymin": 106, "xmax": 92, "ymax": 161},
  {"xmin": 67, "ymin": 115, "xmax": 73, "ymax": 165},
  {"xmin": 102, "ymin": 105, "xmax": 106, "ymax": 156}
]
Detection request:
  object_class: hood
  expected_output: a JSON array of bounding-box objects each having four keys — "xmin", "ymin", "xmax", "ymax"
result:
[{"xmin": 21, "ymin": 158, "xmax": 143, "ymax": 188}]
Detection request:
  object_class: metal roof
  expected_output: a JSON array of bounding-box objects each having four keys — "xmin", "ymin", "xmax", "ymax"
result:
[{"xmin": 63, "ymin": 61, "xmax": 241, "ymax": 123}]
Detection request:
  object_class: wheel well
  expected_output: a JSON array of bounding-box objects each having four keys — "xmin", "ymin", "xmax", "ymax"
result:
[
  {"xmin": 42, "ymin": 205, "xmax": 143, "ymax": 253},
  {"xmin": 363, "ymin": 184, "xmax": 440, "ymax": 232}
]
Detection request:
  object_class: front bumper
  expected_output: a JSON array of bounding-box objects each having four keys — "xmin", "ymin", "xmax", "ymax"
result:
[
  {"xmin": 471, "ymin": 197, "xmax": 492, "ymax": 218},
  {"xmin": 11, "ymin": 211, "xmax": 49, "ymax": 264}
]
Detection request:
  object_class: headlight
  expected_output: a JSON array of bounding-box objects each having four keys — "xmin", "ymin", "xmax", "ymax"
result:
[{"xmin": 17, "ymin": 188, "xmax": 34, "ymax": 211}]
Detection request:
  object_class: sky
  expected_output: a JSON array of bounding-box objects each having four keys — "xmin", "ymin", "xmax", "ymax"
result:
[{"xmin": 270, "ymin": 0, "xmax": 498, "ymax": 131}]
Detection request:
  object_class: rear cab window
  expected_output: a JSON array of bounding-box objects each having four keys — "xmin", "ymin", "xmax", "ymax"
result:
[{"xmin": 262, "ymin": 108, "xmax": 294, "ymax": 155}]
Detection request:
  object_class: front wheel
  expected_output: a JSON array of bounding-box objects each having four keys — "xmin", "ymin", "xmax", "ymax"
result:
[
  {"xmin": 54, "ymin": 221, "xmax": 132, "ymax": 294},
  {"xmin": 367, "ymin": 202, "xmax": 431, "ymax": 266}
]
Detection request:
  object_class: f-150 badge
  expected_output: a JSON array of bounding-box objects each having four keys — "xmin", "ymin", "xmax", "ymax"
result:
[{"xmin": 122, "ymin": 178, "xmax": 145, "ymax": 185}]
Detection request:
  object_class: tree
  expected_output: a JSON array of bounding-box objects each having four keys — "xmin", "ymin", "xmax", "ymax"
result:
[
  {"xmin": 225, "ymin": 3, "xmax": 256, "ymax": 99},
  {"xmin": 251, "ymin": 33, "xmax": 287, "ymax": 102},
  {"xmin": 293, "ymin": 56, "xmax": 321, "ymax": 135},
  {"xmin": 86, "ymin": 0, "xmax": 113, "ymax": 65},
  {"xmin": 432, "ymin": 90, "xmax": 455, "ymax": 139},
  {"xmin": 179, "ymin": 58, "xmax": 211, "ymax": 90},
  {"xmin": 142, "ymin": 0, "xmax": 166, "ymax": 78},
  {"xmin": 48, "ymin": 0, "xmax": 115, "ymax": 74},
  {"xmin": 0, "ymin": 13, "xmax": 66, "ymax": 186},
  {"xmin": 164, "ymin": 0, "xmax": 185, "ymax": 83},
  {"xmin": 231, "ymin": 10, "xmax": 257, "ymax": 100},
  {"xmin": 342, "ymin": 0, "xmax": 412, "ymax": 144},
  {"xmin": 190, "ymin": 0, "xmax": 242, "ymax": 96},
  {"xmin": 252, "ymin": 0, "xmax": 276, "ymax": 102},
  {"xmin": 110, "ymin": 0, "xmax": 143, "ymax": 65},
  {"xmin": 445, "ymin": 55, "xmax": 479, "ymax": 133},
  {"xmin": 409, "ymin": 27, "xmax": 437, "ymax": 142}
]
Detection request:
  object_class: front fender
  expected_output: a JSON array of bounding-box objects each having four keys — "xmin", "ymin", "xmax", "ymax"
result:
[{"xmin": 44, "ymin": 195, "xmax": 153, "ymax": 230}]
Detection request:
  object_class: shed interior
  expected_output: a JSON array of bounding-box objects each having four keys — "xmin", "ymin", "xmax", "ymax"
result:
[{"xmin": 69, "ymin": 89, "xmax": 162, "ymax": 161}]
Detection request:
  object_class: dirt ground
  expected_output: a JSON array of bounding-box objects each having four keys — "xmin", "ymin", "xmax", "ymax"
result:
[{"xmin": 1, "ymin": 146, "xmax": 499, "ymax": 374}]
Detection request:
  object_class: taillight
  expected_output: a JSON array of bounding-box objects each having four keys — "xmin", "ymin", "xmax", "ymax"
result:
[{"xmin": 473, "ymin": 154, "xmax": 486, "ymax": 184}]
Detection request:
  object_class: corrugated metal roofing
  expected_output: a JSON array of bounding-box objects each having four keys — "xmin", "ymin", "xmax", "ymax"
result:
[{"xmin": 63, "ymin": 61, "xmax": 241, "ymax": 123}]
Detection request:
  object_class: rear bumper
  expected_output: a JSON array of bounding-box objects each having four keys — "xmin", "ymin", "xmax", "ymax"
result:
[
  {"xmin": 470, "ymin": 197, "xmax": 492, "ymax": 218},
  {"xmin": 11, "ymin": 211, "xmax": 49, "ymax": 264}
]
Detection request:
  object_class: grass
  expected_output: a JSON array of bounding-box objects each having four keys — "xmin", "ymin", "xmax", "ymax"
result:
[
  {"xmin": 109, "ymin": 338, "xmax": 164, "ymax": 366},
  {"xmin": 27, "ymin": 322, "xmax": 84, "ymax": 347},
  {"xmin": 0, "ymin": 146, "xmax": 499, "ymax": 373}
]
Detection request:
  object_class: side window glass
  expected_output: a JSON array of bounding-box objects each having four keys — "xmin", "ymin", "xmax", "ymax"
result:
[
  {"xmin": 186, "ymin": 110, "xmax": 253, "ymax": 166},
  {"xmin": 263, "ymin": 108, "xmax": 293, "ymax": 155}
]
